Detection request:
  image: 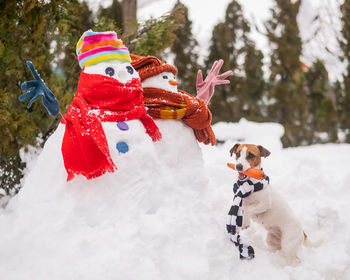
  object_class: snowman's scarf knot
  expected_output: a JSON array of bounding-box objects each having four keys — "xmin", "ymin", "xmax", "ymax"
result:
[
  {"xmin": 226, "ymin": 176, "xmax": 270, "ymax": 260},
  {"xmin": 61, "ymin": 71, "xmax": 161, "ymax": 181},
  {"xmin": 142, "ymin": 87, "xmax": 216, "ymax": 145}
]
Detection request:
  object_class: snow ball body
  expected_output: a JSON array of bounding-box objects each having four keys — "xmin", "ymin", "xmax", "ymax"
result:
[
  {"xmin": 80, "ymin": 60, "xmax": 167, "ymax": 209},
  {"xmin": 142, "ymin": 72, "xmax": 205, "ymax": 176},
  {"xmin": 83, "ymin": 61, "xmax": 156, "ymax": 168}
]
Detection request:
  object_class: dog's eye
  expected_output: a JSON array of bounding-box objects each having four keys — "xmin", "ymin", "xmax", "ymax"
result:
[
  {"xmin": 236, "ymin": 152, "xmax": 240, "ymax": 158},
  {"xmin": 247, "ymin": 153, "xmax": 255, "ymax": 159}
]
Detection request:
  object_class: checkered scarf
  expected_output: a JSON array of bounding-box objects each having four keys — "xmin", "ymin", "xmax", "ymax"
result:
[
  {"xmin": 226, "ymin": 176, "xmax": 270, "ymax": 260},
  {"xmin": 142, "ymin": 87, "xmax": 216, "ymax": 145}
]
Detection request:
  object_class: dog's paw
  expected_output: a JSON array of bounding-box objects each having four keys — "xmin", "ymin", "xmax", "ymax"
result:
[
  {"xmin": 242, "ymin": 219, "xmax": 251, "ymax": 230},
  {"xmin": 240, "ymin": 245, "xmax": 255, "ymax": 260}
]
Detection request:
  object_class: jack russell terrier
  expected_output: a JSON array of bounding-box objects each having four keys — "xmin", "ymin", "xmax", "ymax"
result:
[{"xmin": 227, "ymin": 143, "xmax": 320, "ymax": 263}]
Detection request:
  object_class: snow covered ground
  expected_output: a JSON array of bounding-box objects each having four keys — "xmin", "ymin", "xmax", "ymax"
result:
[
  {"xmin": 202, "ymin": 119, "xmax": 350, "ymax": 279},
  {"xmin": 1, "ymin": 119, "xmax": 350, "ymax": 279}
]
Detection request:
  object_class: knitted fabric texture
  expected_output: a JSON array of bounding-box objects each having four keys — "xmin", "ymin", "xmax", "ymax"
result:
[
  {"xmin": 130, "ymin": 54, "xmax": 177, "ymax": 82},
  {"xmin": 143, "ymin": 87, "xmax": 216, "ymax": 145},
  {"xmin": 76, "ymin": 30, "xmax": 131, "ymax": 69},
  {"xmin": 61, "ymin": 71, "xmax": 161, "ymax": 181},
  {"xmin": 226, "ymin": 176, "xmax": 270, "ymax": 260}
]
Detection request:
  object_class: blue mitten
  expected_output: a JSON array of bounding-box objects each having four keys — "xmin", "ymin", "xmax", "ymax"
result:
[{"xmin": 19, "ymin": 61, "xmax": 59, "ymax": 116}]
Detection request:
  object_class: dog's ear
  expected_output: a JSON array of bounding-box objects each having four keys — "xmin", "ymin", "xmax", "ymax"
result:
[
  {"xmin": 258, "ymin": 145, "xmax": 271, "ymax": 158},
  {"xmin": 230, "ymin": 143, "xmax": 240, "ymax": 157}
]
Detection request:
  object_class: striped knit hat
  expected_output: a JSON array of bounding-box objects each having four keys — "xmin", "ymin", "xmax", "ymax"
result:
[
  {"xmin": 76, "ymin": 30, "xmax": 131, "ymax": 69},
  {"xmin": 130, "ymin": 54, "xmax": 177, "ymax": 82}
]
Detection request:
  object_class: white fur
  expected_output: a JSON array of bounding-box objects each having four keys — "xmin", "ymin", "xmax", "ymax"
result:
[
  {"xmin": 236, "ymin": 146, "xmax": 252, "ymax": 172},
  {"xmin": 243, "ymin": 187, "xmax": 304, "ymax": 263}
]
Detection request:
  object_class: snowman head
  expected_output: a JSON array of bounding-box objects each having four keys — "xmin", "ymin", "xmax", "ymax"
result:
[
  {"xmin": 83, "ymin": 61, "xmax": 139, "ymax": 83},
  {"xmin": 141, "ymin": 71, "xmax": 179, "ymax": 93},
  {"xmin": 130, "ymin": 54, "xmax": 178, "ymax": 92},
  {"xmin": 76, "ymin": 30, "xmax": 139, "ymax": 83}
]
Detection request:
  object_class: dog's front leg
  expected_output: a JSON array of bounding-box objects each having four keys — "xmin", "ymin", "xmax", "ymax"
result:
[
  {"xmin": 250, "ymin": 199, "xmax": 271, "ymax": 216},
  {"xmin": 246, "ymin": 189, "xmax": 272, "ymax": 218},
  {"xmin": 242, "ymin": 210, "xmax": 251, "ymax": 230}
]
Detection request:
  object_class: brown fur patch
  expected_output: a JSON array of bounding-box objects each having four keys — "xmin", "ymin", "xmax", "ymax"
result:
[
  {"xmin": 258, "ymin": 145, "xmax": 271, "ymax": 158},
  {"xmin": 234, "ymin": 144, "xmax": 262, "ymax": 168},
  {"xmin": 244, "ymin": 145, "xmax": 262, "ymax": 168},
  {"xmin": 230, "ymin": 143, "xmax": 240, "ymax": 157}
]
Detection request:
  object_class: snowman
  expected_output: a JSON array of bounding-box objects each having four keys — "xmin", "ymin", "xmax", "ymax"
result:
[
  {"xmin": 130, "ymin": 55, "xmax": 232, "ymax": 178},
  {"xmin": 61, "ymin": 30, "xmax": 164, "ymax": 181},
  {"xmin": 16, "ymin": 30, "xmax": 169, "ymax": 212}
]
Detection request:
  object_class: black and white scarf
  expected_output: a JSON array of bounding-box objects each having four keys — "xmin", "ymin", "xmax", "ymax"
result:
[{"xmin": 226, "ymin": 176, "xmax": 270, "ymax": 260}]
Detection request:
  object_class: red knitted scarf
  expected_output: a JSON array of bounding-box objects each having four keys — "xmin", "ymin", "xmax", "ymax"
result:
[{"xmin": 61, "ymin": 71, "xmax": 161, "ymax": 181}]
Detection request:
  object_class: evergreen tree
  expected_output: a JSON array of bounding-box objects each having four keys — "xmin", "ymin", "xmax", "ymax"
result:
[
  {"xmin": 305, "ymin": 60, "xmax": 338, "ymax": 142},
  {"xmin": 170, "ymin": 1, "xmax": 200, "ymax": 94},
  {"xmin": 126, "ymin": 7, "xmax": 184, "ymax": 58},
  {"xmin": 99, "ymin": 0, "xmax": 123, "ymax": 30},
  {"xmin": 339, "ymin": 0, "xmax": 350, "ymax": 142},
  {"xmin": 266, "ymin": 0, "xmax": 310, "ymax": 147},
  {"xmin": 0, "ymin": 0, "xmax": 78, "ymax": 197},
  {"xmin": 206, "ymin": 0, "xmax": 250, "ymax": 123},
  {"xmin": 60, "ymin": 1, "xmax": 93, "ymax": 82},
  {"xmin": 333, "ymin": 79, "xmax": 344, "ymax": 140},
  {"xmin": 242, "ymin": 41, "xmax": 266, "ymax": 121}
]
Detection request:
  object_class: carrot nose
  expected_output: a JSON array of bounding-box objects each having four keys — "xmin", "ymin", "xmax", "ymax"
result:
[{"xmin": 169, "ymin": 80, "xmax": 179, "ymax": 86}]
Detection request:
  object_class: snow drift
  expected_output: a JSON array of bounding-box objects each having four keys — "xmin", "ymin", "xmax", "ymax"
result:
[{"xmin": 1, "ymin": 119, "xmax": 350, "ymax": 279}]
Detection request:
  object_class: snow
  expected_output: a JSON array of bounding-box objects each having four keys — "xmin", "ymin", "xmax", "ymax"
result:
[{"xmin": 1, "ymin": 119, "xmax": 350, "ymax": 279}]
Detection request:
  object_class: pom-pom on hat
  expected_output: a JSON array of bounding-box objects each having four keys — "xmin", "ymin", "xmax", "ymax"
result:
[
  {"xmin": 76, "ymin": 30, "xmax": 131, "ymax": 69},
  {"xmin": 130, "ymin": 54, "xmax": 177, "ymax": 82}
]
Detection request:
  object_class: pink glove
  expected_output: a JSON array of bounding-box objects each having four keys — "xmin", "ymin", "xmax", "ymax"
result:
[{"xmin": 196, "ymin": 59, "xmax": 233, "ymax": 105}]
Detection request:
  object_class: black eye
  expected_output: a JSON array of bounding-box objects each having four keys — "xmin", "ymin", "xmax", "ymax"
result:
[
  {"xmin": 105, "ymin": 67, "xmax": 115, "ymax": 76},
  {"xmin": 162, "ymin": 75, "xmax": 168, "ymax": 79},
  {"xmin": 247, "ymin": 153, "xmax": 255, "ymax": 159},
  {"xmin": 126, "ymin": 66, "xmax": 134, "ymax": 75},
  {"xmin": 236, "ymin": 152, "xmax": 240, "ymax": 158}
]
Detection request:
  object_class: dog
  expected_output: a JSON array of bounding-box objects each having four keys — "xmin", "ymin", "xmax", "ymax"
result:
[{"xmin": 229, "ymin": 143, "xmax": 321, "ymax": 264}]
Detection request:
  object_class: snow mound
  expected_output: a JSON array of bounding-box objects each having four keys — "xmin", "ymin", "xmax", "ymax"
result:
[
  {"xmin": 0, "ymin": 121, "xmax": 222, "ymax": 280},
  {"xmin": 1, "ymin": 120, "xmax": 350, "ymax": 279},
  {"xmin": 213, "ymin": 118, "xmax": 284, "ymax": 149}
]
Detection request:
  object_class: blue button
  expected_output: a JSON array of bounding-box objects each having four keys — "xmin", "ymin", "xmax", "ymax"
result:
[
  {"xmin": 117, "ymin": 121, "xmax": 129, "ymax": 131},
  {"xmin": 116, "ymin": 141, "xmax": 129, "ymax": 153}
]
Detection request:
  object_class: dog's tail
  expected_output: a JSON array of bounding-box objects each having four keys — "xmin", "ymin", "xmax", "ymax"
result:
[{"xmin": 303, "ymin": 232, "xmax": 323, "ymax": 248}]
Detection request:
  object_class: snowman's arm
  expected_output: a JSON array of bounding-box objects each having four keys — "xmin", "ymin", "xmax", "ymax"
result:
[
  {"xmin": 196, "ymin": 59, "xmax": 232, "ymax": 105},
  {"xmin": 19, "ymin": 61, "xmax": 60, "ymax": 116}
]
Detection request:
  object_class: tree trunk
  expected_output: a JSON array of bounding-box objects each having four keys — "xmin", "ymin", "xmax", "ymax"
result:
[{"xmin": 122, "ymin": 0, "xmax": 137, "ymax": 34}]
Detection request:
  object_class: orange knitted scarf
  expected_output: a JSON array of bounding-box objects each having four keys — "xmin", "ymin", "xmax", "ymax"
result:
[{"xmin": 143, "ymin": 87, "xmax": 216, "ymax": 145}]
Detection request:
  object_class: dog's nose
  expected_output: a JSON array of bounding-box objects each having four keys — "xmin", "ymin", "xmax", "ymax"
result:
[{"xmin": 236, "ymin": 164, "xmax": 243, "ymax": 171}]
